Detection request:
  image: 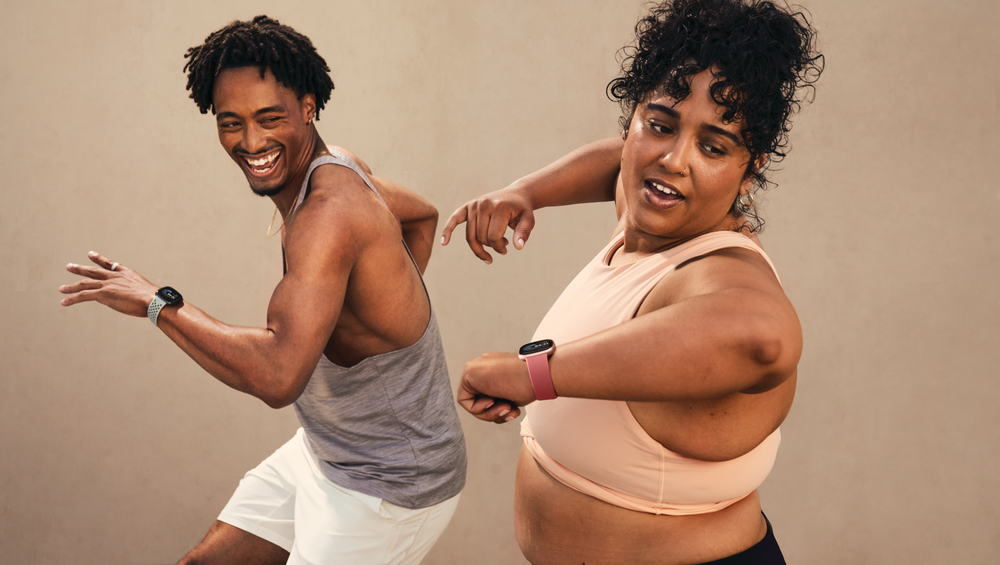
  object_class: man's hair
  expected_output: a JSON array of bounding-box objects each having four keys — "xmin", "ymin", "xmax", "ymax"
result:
[
  {"xmin": 183, "ymin": 15, "xmax": 335, "ymax": 118},
  {"xmin": 607, "ymin": 0, "xmax": 823, "ymax": 230}
]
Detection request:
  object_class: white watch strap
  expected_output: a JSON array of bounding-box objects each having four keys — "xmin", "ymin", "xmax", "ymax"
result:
[{"xmin": 147, "ymin": 295, "xmax": 167, "ymax": 326}]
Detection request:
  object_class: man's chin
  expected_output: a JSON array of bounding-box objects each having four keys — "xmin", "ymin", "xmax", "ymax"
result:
[{"xmin": 249, "ymin": 182, "xmax": 285, "ymax": 198}]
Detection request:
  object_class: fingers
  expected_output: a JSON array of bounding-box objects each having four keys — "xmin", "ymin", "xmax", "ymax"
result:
[
  {"xmin": 65, "ymin": 262, "xmax": 110, "ymax": 280},
  {"xmin": 58, "ymin": 279, "xmax": 102, "ymax": 295},
  {"xmin": 441, "ymin": 194, "xmax": 534, "ymax": 263},
  {"xmin": 440, "ymin": 206, "xmax": 468, "ymax": 247},
  {"xmin": 461, "ymin": 395, "xmax": 520, "ymax": 424},
  {"xmin": 483, "ymin": 401, "xmax": 520, "ymax": 424},
  {"xmin": 59, "ymin": 288, "xmax": 100, "ymax": 307},
  {"xmin": 511, "ymin": 210, "xmax": 535, "ymax": 250},
  {"xmin": 463, "ymin": 204, "xmax": 493, "ymax": 264},
  {"xmin": 457, "ymin": 377, "xmax": 520, "ymax": 424},
  {"xmin": 86, "ymin": 251, "xmax": 118, "ymax": 271},
  {"xmin": 486, "ymin": 213, "xmax": 510, "ymax": 255}
]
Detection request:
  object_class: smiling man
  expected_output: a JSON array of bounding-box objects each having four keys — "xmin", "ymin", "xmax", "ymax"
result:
[{"xmin": 59, "ymin": 16, "xmax": 465, "ymax": 565}]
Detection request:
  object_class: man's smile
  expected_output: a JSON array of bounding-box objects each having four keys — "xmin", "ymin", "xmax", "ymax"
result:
[{"xmin": 241, "ymin": 148, "xmax": 282, "ymax": 176}]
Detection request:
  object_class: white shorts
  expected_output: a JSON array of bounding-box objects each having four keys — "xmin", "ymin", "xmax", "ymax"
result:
[{"xmin": 218, "ymin": 428, "xmax": 460, "ymax": 565}]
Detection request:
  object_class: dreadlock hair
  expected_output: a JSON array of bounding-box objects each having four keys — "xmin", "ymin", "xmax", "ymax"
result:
[
  {"xmin": 184, "ymin": 15, "xmax": 335, "ymax": 119},
  {"xmin": 607, "ymin": 0, "xmax": 823, "ymax": 232}
]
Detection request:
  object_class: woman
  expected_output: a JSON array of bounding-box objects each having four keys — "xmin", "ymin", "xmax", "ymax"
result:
[{"xmin": 442, "ymin": 0, "xmax": 822, "ymax": 563}]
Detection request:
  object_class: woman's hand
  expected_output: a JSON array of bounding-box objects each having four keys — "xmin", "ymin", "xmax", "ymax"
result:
[
  {"xmin": 457, "ymin": 352, "xmax": 537, "ymax": 424},
  {"xmin": 440, "ymin": 187, "xmax": 536, "ymax": 265},
  {"xmin": 59, "ymin": 251, "xmax": 158, "ymax": 317}
]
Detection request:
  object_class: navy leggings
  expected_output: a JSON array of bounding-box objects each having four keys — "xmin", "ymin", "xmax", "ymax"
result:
[{"xmin": 700, "ymin": 514, "xmax": 785, "ymax": 564}]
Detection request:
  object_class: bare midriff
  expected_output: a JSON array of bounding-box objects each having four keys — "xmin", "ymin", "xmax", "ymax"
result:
[{"xmin": 514, "ymin": 447, "xmax": 767, "ymax": 565}]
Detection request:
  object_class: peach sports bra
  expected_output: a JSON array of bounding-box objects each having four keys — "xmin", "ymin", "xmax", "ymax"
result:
[{"xmin": 521, "ymin": 230, "xmax": 782, "ymax": 516}]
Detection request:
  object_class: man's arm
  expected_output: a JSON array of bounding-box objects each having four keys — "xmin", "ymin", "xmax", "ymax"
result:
[
  {"xmin": 328, "ymin": 145, "xmax": 438, "ymax": 273},
  {"xmin": 440, "ymin": 137, "xmax": 624, "ymax": 263},
  {"xmin": 371, "ymin": 175, "xmax": 438, "ymax": 274},
  {"xmin": 59, "ymin": 169, "xmax": 378, "ymax": 408}
]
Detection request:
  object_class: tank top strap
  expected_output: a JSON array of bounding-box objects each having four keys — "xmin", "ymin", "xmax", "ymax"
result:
[
  {"xmin": 664, "ymin": 231, "xmax": 781, "ymax": 285},
  {"xmin": 291, "ymin": 151, "xmax": 388, "ymax": 215}
]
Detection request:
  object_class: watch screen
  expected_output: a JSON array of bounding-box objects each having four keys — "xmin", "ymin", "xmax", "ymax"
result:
[
  {"xmin": 158, "ymin": 287, "xmax": 182, "ymax": 303},
  {"xmin": 519, "ymin": 339, "xmax": 554, "ymax": 356}
]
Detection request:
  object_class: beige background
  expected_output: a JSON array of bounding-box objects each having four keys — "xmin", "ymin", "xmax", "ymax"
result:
[{"xmin": 2, "ymin": 0, "xmax": 997, "ymax": 563}]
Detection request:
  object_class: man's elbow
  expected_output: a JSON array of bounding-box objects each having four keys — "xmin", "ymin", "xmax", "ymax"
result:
[{"xmin": 257, "ymin": 378, "xmax": 307, "ymax": 409}]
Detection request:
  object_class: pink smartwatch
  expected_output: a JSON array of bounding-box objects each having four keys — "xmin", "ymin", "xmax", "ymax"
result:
[{"xmin": 518, "ymin": 339, "xmax": 558, "ymax": 401}]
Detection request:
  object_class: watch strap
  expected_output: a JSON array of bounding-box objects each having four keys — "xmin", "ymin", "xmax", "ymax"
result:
[
  {"xmin": 524, "ymin": 354, "xmax": 558, "ymax": 401},
  {"xmin": 147, "ymin": 295, "xmax": 167, "ymax": 327}
]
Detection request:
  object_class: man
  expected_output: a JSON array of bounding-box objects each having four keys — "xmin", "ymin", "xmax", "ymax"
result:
[{"xmin": 59, "ymin": 16, "xmax": 465, "ymax": 565}]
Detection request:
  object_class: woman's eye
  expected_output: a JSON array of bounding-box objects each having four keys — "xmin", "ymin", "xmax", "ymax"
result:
[{"xmin": 702, "ymin": 143, "xmax": 724, "ymax": 155}]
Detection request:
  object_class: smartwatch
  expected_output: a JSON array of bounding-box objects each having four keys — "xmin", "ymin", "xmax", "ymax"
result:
[
  {"xmin": 147, "ymin": 286, "xmax": 183, "ymax": 327},
  {"xmin": 518, "ymin": 339, "xmax": 558, "ymax": 401}
]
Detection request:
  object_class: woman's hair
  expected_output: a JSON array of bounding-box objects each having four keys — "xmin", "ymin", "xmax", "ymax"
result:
[
  {"xmin": 183, "ymin": 15, "xmax": 335, "ymax": 118},
  {"xmin": 607, "ymin": 0, "xmax": 823, "ymax": 231}
]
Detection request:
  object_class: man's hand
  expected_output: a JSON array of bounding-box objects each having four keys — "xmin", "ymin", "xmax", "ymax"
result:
[
  {"xmin": 457, "ymin": 352, "xmax": 538, "ymax": 424},
  {"xmin": 440, "ymin": 188, "xmax": 535, "ymax": 265},
  {"xmin": 59, "ymin": 251, "xmax": 158, "ymax": 317}
]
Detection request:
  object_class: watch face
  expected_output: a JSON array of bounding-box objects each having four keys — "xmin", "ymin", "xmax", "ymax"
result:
[
  {"xmin": 157, "ymin": 286, "xmax": 183, "ymax": 304},
  {"xmin": 519, "ymin": 339, "xmax": 554, "ymax": 357}
]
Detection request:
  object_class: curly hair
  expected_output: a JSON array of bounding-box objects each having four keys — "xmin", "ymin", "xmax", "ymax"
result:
[
  {"xmin": 607, "ymin": 0, "xmax": 823, "ymax": 231},
  {"xmin": 183, "ymin": 15, "xmax": 335, "ymax": 119}
]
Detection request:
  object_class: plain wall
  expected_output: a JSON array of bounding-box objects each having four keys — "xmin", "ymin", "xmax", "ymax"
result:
[{"xmin": 2, "ymin": 0, "xmax": 997, "ymax": 563}]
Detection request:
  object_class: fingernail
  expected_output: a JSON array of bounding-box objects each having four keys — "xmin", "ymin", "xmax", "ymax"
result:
[
  {"xmin": 504, "ymin": 413, "xmax": 516, "ymax": 422},
  {"xmin": 440, "ymin": 235, "xmax": 446, "ymax": 245},
  {"xmin": 517, "ymin": 238, "xmax": 524, "ymax": 248},
  {"xmin": 483, "ymin": 401, "xmax": 494, "ymax": 410},
  {"xmin": 485, "ymin": 259, "xmax": 492, "ymax": 265},
  {"xmin": 88, "ymin": 251, "xmax": 96, "ymax": 256},
  {"xmin": 498, "ymin": 407, "xmax": 510, "ymax": 417}
]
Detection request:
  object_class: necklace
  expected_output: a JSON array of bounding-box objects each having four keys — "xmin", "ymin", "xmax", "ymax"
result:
[{"xmin": 265, "ymin": 199, "xmax": 296, "ymax": 239}]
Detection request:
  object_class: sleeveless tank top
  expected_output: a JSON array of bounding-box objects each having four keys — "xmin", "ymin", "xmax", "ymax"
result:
[
  {"xmin": 289, "ymin": 151, "xmax": 466, "ymax": 509},
  {"xmin": 521, "ymin": 230, "xmax": 782, "ymax": 516}
]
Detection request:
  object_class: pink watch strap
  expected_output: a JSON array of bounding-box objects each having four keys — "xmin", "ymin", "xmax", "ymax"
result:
[{"xmin": 524, "ymin": 354, "xmax": 558, "ymax": 401}]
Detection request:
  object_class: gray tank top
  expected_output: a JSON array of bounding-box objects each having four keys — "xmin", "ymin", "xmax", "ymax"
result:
[{"xmin": 288, "ymin": 152, "xmax": 466, "ymax": 509}]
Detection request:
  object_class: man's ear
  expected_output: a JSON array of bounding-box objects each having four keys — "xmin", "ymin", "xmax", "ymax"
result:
[{"xmin": 300, "ymin": 93, "xmax": 317, "ymax": 122}]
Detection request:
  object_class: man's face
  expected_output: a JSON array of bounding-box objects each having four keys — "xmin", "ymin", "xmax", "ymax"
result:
[{"xmin": 212, "ymin": 66, "xmax": 315, "ymax": 197}]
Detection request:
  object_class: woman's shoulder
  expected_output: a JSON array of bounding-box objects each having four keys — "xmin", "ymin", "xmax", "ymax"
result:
[{"xmin": 637, "ymin": 230, "xmax": 784, "ymax": 316}]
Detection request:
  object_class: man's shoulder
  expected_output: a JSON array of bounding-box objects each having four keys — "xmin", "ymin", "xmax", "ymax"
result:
[{"xmin": 287, "ymin": 163, "xmax": 396, "ymax": 254}]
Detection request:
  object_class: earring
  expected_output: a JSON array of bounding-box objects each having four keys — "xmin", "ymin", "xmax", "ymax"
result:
[{"xmin": 738, "ymin": 191, "xmax": 754, "ymax": 209}]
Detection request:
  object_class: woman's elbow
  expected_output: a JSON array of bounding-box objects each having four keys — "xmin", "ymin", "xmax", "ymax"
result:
[{"xmin": 744, "ymin": 323, "xmax": 801, "ymax": 392}]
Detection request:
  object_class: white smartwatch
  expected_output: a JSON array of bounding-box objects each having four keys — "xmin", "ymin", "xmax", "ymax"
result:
[{"xmin": 148, "ymin": 286, "xmax": 183, "ymax": 326}]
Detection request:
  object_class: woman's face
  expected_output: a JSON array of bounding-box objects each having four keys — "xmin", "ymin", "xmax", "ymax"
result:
[{"xmin": 620, "ymin": 68, "xmax": 755, "ymax": 248}]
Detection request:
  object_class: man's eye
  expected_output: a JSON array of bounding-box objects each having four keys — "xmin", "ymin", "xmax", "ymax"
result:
[{"xmin": 649, "ymin": 122, "xmax": 672, "ymax": 134}]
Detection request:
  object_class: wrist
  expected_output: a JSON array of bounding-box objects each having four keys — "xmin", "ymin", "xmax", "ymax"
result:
[
  {"xmin": 518, "ymin": 339, "xmax": 558, "ymax": 401},
  {"xmin": 148, "ymin": 286, "xmax": 183, "ymax": 327}
]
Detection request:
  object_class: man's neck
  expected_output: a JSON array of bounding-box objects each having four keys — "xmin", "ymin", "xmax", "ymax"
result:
[{"xmin": 271, "ymin": 131, "xmax": 328, "ymax": 219}]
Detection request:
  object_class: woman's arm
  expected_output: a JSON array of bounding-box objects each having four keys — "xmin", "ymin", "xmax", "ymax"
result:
[
  {"xmin": 441, "ymin": 137, "xmax": 624, "ymax": 264},
  {"xmin": 458, "ymin": 248, "xmax": 802, "ymax": 422}
]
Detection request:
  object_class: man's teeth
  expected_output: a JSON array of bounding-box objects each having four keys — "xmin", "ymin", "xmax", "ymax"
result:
[
  {"xmin": 650, "ymin": 182, "xmax": 679, "ymax": 196},
  {"xmin": 247, "ymin": 153, "xmax": 278, "ymax": 168}
]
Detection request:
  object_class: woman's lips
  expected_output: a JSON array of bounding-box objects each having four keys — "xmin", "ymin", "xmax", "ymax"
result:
[{"xmin": 644, "ymin": 180, "xmax": 684, "ymax": 206}]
